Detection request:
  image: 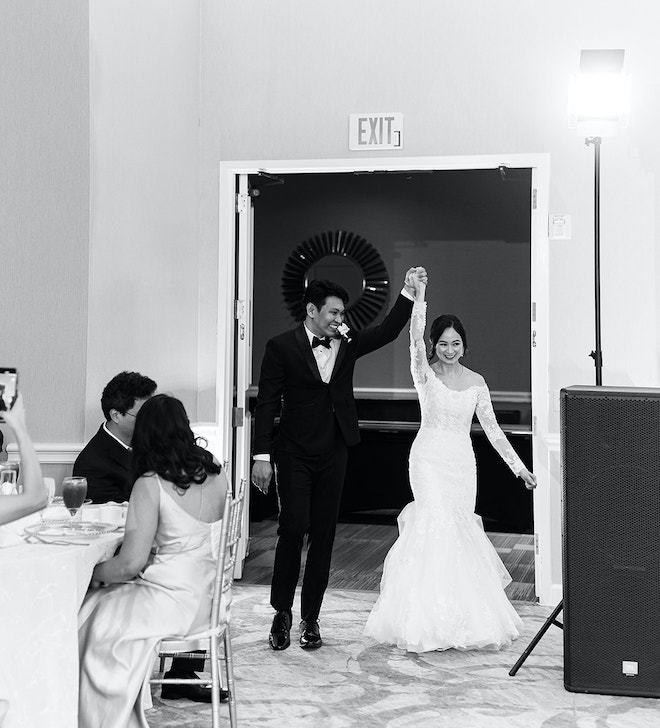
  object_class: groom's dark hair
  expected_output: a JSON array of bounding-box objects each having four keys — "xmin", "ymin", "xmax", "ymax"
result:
[{"xmin": 302, "ymin": 279, "xmax": 349, "ymax": 315}]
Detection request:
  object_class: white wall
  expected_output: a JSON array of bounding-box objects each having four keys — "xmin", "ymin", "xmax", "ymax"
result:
[
  {"xmin": 204, "ymin": 0, "xmax": 660, "ymax": 600},
  {"xmin": 209, "ymin": 0, "xmax": 659, "ymax": 410},
  {"xmin": 86, "ymin": 0, "xmax": 203, "ymax": 437}
]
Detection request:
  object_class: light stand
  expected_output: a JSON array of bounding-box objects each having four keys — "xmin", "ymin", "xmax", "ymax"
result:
[
  {"xmin": 510, "ymin": 135, "xmax": 604, "ymax": 677},
  {"xmin": 586, "ymin": 136, "xmax": 603, "ymax": 385},
  {"xmin": 509, "ymin": 49, "xmax": 628, "ymax": 677},
  {"xmin": 509, "ymin": 135, "xmax": 604, "ymax": 677}
]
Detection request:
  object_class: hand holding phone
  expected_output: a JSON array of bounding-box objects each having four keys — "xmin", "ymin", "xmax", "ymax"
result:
[{"xmin": 0, "ymin": 368, "xmax": 18, "ymax": 412}]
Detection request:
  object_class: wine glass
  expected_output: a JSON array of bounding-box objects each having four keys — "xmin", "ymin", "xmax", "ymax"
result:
[{"xmin": 62, "ymin": 476, "xmax": 88, "ymax": 522}]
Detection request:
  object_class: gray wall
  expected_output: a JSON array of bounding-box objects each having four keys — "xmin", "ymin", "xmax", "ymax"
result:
[{"xmin": 1, "ymin": 0, "xmax": 89, "ymax": 442}]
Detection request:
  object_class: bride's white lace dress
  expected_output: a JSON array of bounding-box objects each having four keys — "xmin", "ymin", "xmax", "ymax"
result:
[{"xmin": 364, "ymin": 301, "xmax": 525, "ymax": 653}]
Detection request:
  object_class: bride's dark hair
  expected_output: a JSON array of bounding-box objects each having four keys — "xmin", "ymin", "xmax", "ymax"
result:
[
  {"xmin": 131, "ymin": 394, "xmax": 221, "ymax": 489},
  {"xmin": 428, "ymin": 314, "xmax": 469, "ymax": 362}
]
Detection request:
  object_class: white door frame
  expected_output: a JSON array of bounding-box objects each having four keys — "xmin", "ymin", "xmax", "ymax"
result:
[{"xmin": 217, "ymin": 153, "xmax": 553, "ymax": 603}]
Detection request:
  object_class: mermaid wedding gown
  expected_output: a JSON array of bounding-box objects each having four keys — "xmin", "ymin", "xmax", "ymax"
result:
[
  {"xmin": 78, "ymin": 476, "xmax": 222, "ymax": 728},
  {"xmin": 364, "ymin": 301, "xmax": 525, "ymax": 653}
]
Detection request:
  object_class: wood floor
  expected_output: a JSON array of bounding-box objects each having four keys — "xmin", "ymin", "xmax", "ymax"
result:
[{"xmin": 240, "ymin": 518, "xmax": 536, "ymax": 602}]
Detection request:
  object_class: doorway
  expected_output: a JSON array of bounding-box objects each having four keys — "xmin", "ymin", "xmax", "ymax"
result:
[
  {"xmin": 216, "ymin": 153, "xmax": 551, "ymax": 600},
  {"xmin": 251, "ymin": 169, "xmax": 532, "ymax": 530}
]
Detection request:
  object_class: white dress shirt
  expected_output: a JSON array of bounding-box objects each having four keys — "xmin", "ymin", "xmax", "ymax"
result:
[{"xmin": 304, "ymin": 324, "xmax": 339, "ymax": 384}]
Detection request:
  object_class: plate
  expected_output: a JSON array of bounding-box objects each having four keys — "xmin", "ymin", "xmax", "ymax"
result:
[
  {"xmin": 24, "ymin": 520, "xmax": 119, "ymax": 542},
  {"xmin": 50, "ymin": 497, "xmax": 93, "ymax": 506}
]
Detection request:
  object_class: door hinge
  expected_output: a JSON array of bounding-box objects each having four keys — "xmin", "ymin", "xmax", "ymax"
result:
[
  {"xmin": 532, "ymin": 301, "xmax": 536, "ymax": 323},
  {"xmin": 534, "ymin": 532, "xmax": 540, "ymax": 555},
  {"xmin": 234, "ymin": 299, "xmax": 244, "ymax": 319},
  {"xmin": 235, "ymin": 192, "xmax": 249, "ymax": 213},
  {"xmin": 532, "ymin": 188, "xmax": 537, "ymax": 210},
  {"xmin": 533, "ymin": 415, "xmax": 537, "ymax": 435},
  {"xmin": 232, "ymin": 407, "xmax": 244, "ymax": 427}
]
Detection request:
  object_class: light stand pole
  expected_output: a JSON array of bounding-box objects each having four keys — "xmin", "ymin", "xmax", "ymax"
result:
[
  {"xmin": 510, "ymin": 135, "xmax": 606, "ymax": 678},
  {"xmin": 510, "ymin": 48, "xmax": 628, "ymax": 678},
  {"xmin": 586, "ymin": 136, "xmax": 603, "ymax": 385}
]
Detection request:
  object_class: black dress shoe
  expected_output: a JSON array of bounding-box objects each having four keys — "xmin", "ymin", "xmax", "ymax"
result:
[
  {"xmin": 269, "ymin": 610, "xmax": 292, "ymax": 650},
  {"xmin": 161, "ymin": 671, "xmax": 229, "ymax": 703},
  {"xmin": 299, "ymin": 619, "xmax": 322, "ymax": 649}
]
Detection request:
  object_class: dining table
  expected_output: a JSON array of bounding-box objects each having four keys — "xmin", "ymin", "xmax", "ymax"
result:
[{"xmin": 0, "ymin": 510, "xmax": 124, "ymax": 728}]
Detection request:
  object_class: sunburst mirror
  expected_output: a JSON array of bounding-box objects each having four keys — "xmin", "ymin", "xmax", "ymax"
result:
[{"xmin": 281, "ymin": 231, "xmax": 390, "ymax": 330}]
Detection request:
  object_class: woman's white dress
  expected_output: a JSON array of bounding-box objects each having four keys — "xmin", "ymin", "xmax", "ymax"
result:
[
  {"xmin": 364, "ymin": 301, "xmax": 525, "ymax": 653},
  {"xmin": 78, "ymin": 477, "xmax": 221, "ymax": 728}
]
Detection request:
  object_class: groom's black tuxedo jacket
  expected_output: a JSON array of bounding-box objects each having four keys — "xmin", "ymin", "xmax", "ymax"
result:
[{"xmin": 254, "ymin": 293, "xmax": 413, "ymax": 458}]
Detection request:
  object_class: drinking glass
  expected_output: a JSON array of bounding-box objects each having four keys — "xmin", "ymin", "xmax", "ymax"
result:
[
  {"xmin": 0, "ymin": 465, "xmax": 18, "ymax": 496},
  {"xmin": 62, "ymin": 476, "xmax": 88, "ymax": 521}
]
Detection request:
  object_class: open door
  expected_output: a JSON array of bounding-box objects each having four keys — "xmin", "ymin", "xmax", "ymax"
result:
[
  {"xmin": 231, "ymin": 174, "xmax": 255, "ymax": 577},
  {"xmin": 220, "ymin": 153, "xmax": 553, "ymax": 602}
]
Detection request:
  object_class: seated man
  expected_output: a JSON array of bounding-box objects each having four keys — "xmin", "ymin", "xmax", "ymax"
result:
[
  {"xmin": 74, "ymin": 371, "xmax": 156, "ymax": 503},
  {"xmin": 74, "ymin": 371, "xmax": 225, "ymax": 703}
]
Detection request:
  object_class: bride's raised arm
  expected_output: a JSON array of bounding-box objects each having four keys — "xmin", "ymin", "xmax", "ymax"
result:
[{"xmin": 409, "ymin": 271, "xmax": 429, "ymax": 385}]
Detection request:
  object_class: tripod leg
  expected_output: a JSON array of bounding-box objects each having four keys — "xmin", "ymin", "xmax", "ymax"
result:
[{"xmin": 508, "ymin": 600, "xmax": 563, "ymax": 677}]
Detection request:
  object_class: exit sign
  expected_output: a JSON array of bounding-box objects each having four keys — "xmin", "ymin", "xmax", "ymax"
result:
[{"xmin": 349, "ymin": 113, "xmax": 403, "ymax": 150}]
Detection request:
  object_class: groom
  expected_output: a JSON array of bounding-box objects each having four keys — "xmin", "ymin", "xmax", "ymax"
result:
[{"xmin": 251, "ymin": 267, "xmax": 427, "ymax": 650}]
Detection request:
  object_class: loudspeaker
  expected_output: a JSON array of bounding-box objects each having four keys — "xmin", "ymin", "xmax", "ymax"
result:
[{"xmin": 561, "ymin": 385, "xmax": 660, "ymax": 697}]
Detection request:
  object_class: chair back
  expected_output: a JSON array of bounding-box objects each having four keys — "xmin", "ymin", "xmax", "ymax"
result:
[{"xmin": 209, "ymin": 478, "xmax": 246, "ymax": 631}]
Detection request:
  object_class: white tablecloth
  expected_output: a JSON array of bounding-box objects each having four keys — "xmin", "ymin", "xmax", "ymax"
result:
[{"xmin": 0, "ymin": 522, "xmax": 123, "ymax": 728}]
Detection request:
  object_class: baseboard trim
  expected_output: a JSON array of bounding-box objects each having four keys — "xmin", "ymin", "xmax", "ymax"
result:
[
  {"xmin": 5, "ymin": 424, "xmax": 221, "ymax": 465},
  {"xmin": 6, "ymin": 443, "xmax": 84, "ymax": 464}
]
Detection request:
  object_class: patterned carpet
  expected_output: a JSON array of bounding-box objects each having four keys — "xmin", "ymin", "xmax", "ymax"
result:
[{"xmin": 146, "ymin": 585, "xmax": 659, "ymax": 728}]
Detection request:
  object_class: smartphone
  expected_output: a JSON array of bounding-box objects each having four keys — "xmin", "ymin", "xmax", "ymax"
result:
[{"xmin": 0, "ymin": 368, "xmax": 18, "ymax": 411}]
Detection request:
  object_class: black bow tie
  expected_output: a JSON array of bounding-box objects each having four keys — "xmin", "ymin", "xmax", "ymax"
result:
[{"xmin": 312, "ymin": 336, "xmax": 331, "ymax": 349}]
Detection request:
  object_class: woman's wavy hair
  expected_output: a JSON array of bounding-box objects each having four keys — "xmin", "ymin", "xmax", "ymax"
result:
[
  {"xmin": 131, "ymin": 394, "xmax": 221, "ymax": 489},
  {"xmin": 428, "ymin": 314, "xmax": 469, "ymax": 362}
]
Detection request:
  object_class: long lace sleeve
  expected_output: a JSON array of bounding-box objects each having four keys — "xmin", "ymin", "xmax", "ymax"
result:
[
  {"xmin": 410, "ymin": 301, "xmax": 430, "ymax": 386},
  {"xmin": 475, "ymin": 386, "xmax": 525, "ymax": 476}
]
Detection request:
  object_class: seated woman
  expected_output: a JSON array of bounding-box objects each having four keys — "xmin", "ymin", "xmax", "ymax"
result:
[
  {"xmin": 0, "ymin": 396, "xmax": 48, "ymax": 526},
  {"xmin": 78, "ymin": 394, "xmax": 229, "ymax": 728}
]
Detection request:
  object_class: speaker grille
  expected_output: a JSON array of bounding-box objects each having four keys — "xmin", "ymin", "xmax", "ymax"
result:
[{"xmin": 562, "ymin": 386, "xmax": 660, "ymax": 697}]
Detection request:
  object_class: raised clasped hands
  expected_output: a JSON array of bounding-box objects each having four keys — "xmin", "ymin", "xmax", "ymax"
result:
[{"xmin": 404, "ymin": 266, "xmax": 428, "ymax": 299}]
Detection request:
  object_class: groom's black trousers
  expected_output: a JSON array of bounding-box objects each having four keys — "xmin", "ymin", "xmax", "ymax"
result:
[{"xmin": 270, "ymin": 438, "xmax": 348, "ymax": 622}]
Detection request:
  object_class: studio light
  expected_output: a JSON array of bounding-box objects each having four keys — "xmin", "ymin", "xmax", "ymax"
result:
[{"xmin": 568, "ymin": 49, "xmax": 630, "ymax": 138}]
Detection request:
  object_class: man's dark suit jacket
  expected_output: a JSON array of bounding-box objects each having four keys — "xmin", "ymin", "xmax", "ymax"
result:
[
  {"xmin": 73, "ymin": 425, "xmax": 132, "ymax": 503},
  {"xmin": 254, "ymin": 293, "xmax": 414, "ymax": 458}
]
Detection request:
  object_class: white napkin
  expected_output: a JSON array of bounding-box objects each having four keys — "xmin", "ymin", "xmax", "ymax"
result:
[{"xmin": 97, "ymin": 503, "xmax": 128, "ymax": 526}]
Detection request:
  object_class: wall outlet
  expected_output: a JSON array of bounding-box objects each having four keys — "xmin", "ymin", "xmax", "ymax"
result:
[{"xmin": 548, "ymin": 214, "xmax": 571, "ymax": 240}]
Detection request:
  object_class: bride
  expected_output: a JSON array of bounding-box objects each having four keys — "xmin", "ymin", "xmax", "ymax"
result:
[{"xmin": 364, "ymin": 271, "xmax": 537, "ymax": 653}]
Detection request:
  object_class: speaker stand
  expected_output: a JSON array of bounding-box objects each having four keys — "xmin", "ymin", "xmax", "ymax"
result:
[{"xmin": 508, "ymin": 599, "xmax": 563, "ymax": 676}]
